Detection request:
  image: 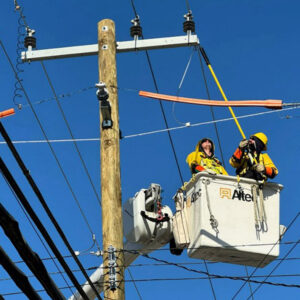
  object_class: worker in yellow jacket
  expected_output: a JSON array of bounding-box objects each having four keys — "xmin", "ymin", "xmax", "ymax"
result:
[
  {"xmin": 186, "ymin": 138, "xmax": 228, "ymax": 175},
  {"xmin": 229, "ymin": 132, "xmax": 278, "ymax": 180}
]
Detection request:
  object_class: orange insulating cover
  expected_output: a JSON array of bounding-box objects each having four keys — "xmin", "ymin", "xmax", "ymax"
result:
[
  {"xmin": 139, "ymin": 91, "xmax": 283, "ymax": 109},
  {"xmin": 0, "ymin": 108, "xmax": 15, "ymax": 119}
]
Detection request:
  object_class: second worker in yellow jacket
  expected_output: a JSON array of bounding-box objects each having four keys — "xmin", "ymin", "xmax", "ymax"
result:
[{"xmin": 229, "ymin": 132, "xmax": 278, "ymax": 180}]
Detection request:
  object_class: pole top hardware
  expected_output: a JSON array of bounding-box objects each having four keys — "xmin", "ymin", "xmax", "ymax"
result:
[
  {"xmin": 130, "ymin": 15, "xmax": 142, "ymax": 38},
  {"xmin": 24, "ymin": 27, "xmax": 36, "ymax": 49},
  {"xmin": 183, "ymin": 10, "xmax": 195, "ymax": 33}
]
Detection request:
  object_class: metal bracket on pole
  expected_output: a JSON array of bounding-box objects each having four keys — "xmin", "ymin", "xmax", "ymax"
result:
[
  {"xmin": 21, "ymin": 35, "xmax": 200, "ymax": 62},
  {"xmin": 96, "ymin": 82, "xmax": 113, "ymax": 129},
  {"xmin": 107, "ymin": 245, "xmax": 117, "ymax": 291}
]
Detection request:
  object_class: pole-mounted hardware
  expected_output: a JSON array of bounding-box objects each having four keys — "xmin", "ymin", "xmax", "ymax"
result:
[
  {"xmin": 130, "ymin": 16, "xmax": 143, "ymax": 39},
  {"xmin": 183, "ymin": 10, "xmax": 195, "ymax": 34},
  {"xmin": 24, "ymin": 27, "xmax": 36, "ymax": 51},
  {"xmin": 96, "ymin": 82, "xmax": 113, "ymax": 129},
  {"xmin": 107, "ymin": 245, "xmax": 117, "ymax": 291}
]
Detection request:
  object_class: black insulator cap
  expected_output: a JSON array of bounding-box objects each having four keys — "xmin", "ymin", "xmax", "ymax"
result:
[
  {"xmin": 130, "ymin": 25, "xmax": 142, "ymax": 38},
  {"xmin": 183, "ymin": 20, "xmax": 195, "ymax": 33},
  {"xmin": 24, "ymin": 36, "xmax": 36, "ymax": 48}
]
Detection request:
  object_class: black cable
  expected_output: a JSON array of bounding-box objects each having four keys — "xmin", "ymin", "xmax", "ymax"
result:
[
  {"xmin": 127, "ymin": 268, "xmax": 143, "ymax": 300},
  {"xmin": 130, "ymin": 0, "xmax": 138, "ymax": 18},
  {"xmin": 232, "ymin": 211, "xmax": 300, "ymax": 299},
  {"xmin": 185, "ymin": 0, "xmax": 191, "ymax": 12},
  {"xmin": 40, "ymin": 61, "xmax": 102, "ymax": 210},
  {"xmin": 3, "ymin": 274, "xmax": 300, "ymax": 298},
  {"xmin": 0, "ymin": 246, "xmax": 42, "ymax": 300},
  {"xmin": 5, "ymin": 176, "xmax": 74, "ymax": 296},
  {"xmin": 123, "ymin": 250, "xmax": 300, "ymax": 288},
  {"xmin": 0, "ymin": 40, "xmax": 97, "ymax": 246},
  {"xmin": 197, "ymin": 46, "xmax": 226, "ymax": 167},
  {"xmin": 203, "ymin": 259, "xmax": 217, "ymax": 300},
  {"xmin": 143, "ymin": 49, "xmax": 185, "ymax": 185},
  {"xmin": 0, "ymin": 157, "xmax": 93, "ymax": 300},
  {"xmin": 246, "ymin": 235, "xmax": 300, "ymax": 299},
  {"xmin": 0, "ymin": 123, "xmax": 102, "ymax": 300},
  {"xmin": 0, "ymin": 201, "xmax": 64, "ymax": 299},
  {"xmin": 244, "ymin": 266, "xmax": 254, "ymax": 300}
]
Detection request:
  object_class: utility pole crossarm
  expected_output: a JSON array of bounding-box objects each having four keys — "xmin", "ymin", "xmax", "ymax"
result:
[{"xmin": 21, "ymin": 35, "xmax": 199, "ymax": 62}]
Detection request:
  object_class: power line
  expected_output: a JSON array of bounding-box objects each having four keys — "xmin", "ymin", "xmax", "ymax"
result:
[
  {"xmin": 126, "ymin": 268, "xmax": 143, "ymax": 300},
  {"xmin": 0, "ymin": 156, "xmax": 93, "ymax": 300},
  {"xmin": 39, "ymin": 61, "xmax": 102, "ymax": 210},
  {"xmin": 0, "ymin": 122, "xmax": 102, "ymax": 300},
  {"xmin": 246, "ymin": 235, "xmax": 300, "ymax": 299},
  {"xmin": 122, "ymin": 250, "xmax": 300, "ymax": 289},
  {"xmin": 197, "ymin": 46, "xmax": 226, "ymax": 168},
  {"xmin": 0, "ymin": 201, "xmax": 64, "ymax": 299},
  {"xmin": 0, "ymin": 39, "xmax": 99, "ymax": 249},
  {"xmin": 2, "ymin": 95, "xmax": 297, "ymax": 146},
  {"xmin": 231, "ymin": 211, "xmax": 300, "ymax": 299},
  {"xmin": 4, "ymin": 170, "xmax": 74, "ymax": 295}
]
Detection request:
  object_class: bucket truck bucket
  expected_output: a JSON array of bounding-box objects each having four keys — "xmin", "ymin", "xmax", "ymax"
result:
[
  {"xmin": 177, "ymin": 173, "xmax": 283, "ymax": 268},
  {"xmin": 123, "ymin": 184, "xmax": 173, "ymax": 246}
]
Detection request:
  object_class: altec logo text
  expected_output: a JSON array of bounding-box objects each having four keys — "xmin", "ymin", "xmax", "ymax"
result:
[{"xmin": 220, "ymin": 188, "xmax": 253, "ymax": 202}]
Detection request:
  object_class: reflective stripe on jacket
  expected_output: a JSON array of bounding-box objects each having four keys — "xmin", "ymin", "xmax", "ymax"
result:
[{"xmin": 229, "ymin": 148, "xmax": 278, "ymax": 179}]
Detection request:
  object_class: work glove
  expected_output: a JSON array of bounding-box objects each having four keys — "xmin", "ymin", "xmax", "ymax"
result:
[
  {"xmin": 194, "ymin": 165, "xmax": 205, "ymax": 173},
  {"xmin": 253, "ymin": 163, "xmax": 265, "ymax": 173},
  {"xmin": 239, "ymin": 139, "xmax": 249, "ymax": 150}
]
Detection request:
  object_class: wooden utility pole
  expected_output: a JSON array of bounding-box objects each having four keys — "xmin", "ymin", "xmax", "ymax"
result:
[
  {"xmin": 22, "ymin": 21, "xmax": 199, "ymax": 299},
  {"xmin": 98, "ymin": 19, "xmax": 124, "ymax": 300}
]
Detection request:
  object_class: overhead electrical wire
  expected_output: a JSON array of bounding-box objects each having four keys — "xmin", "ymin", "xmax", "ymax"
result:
[
  {"xmin": 0, "ymin": 39, "xmax": 99, "ymax": 250},
  {"xmin": 4, "ymin": 172, "xmax": 74, "ymax": 296},
  {"xmin": 197, "ymin": 46, "xmax": 226, "ymax": 167},
  {"xmin": 39, "ymin": 61, "xmax": 102, "ymax": 209},
  {"xmin": 0, "ymin": 156, "xmax": 98, "ymax": 300},
  {"xmin": 3, "ymin": 105, "xmax": 299, "ymax": 146},
  {"xmin": 128, "ymin": 1, "xmax": 218, "ymax": 297},
  {"xmin": 0, "ymin": 202, "xmax": 65, "ymax": 299},
  {"xmin": 122, "ymin": 250, "xmax": 300, "ymax": 289},
  {"xmin": 171, "ymin": 47, "xmax": 195, "ymax": 126},
  {"xmin": 231, "ymin": 211, "xmax": 300, "ymax": 299},
  {"xmin": 128, "ymin": 0, "xmax": 185, "ymax": 186},
  {"xmin": 246, "ymin": 234, "xmax": 300, "ymax": 299},
  {"xmin": 126, "ymin": 268, "xmax": 143, "ymax": 300},
  {"xmin": 3, "ymin": 274, "xmax": 300, "ymax": 298},
  {"xmin": 12, "ymin": 1, "xmax": 101, "ymax": 245},
  {"xmin": 0, "ymin": 122, "xmax": 103, "ymax": 300},
  {"xmin": 0, "ymin": 246, "xmax": 42, "ymax": 300}
]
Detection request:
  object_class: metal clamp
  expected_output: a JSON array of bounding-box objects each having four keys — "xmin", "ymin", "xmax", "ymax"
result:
[
  {"xmin": 96, "ymin": 82, "xmax": 113, "ymax": 129},
  {"xmin": 108, "ymin": 245, "xmax": 117, "ymax": 291}
]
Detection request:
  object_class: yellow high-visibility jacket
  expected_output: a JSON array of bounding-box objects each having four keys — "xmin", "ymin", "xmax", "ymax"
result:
[
  {"xmin": 186, "ymin": 150, "xmax": 228, "ymax": 175},
  {"xmin": 229, "ymin": 147, "xmax": 278, "ymax": 179}
]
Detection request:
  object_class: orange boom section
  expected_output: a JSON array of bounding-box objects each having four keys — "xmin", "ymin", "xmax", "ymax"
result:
[
  {"xmin": 0, "ymin": 108, "xmax": 15, "ymax": 119},
  {"xmin": 139, "ymin": 91, "xmax": 283, "ymax": 110}
]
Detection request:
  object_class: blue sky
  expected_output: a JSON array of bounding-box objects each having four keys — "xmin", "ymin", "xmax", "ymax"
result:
[{"xmin": 0, "ymin": 0, "xmax": 300, "ymax": 299}]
